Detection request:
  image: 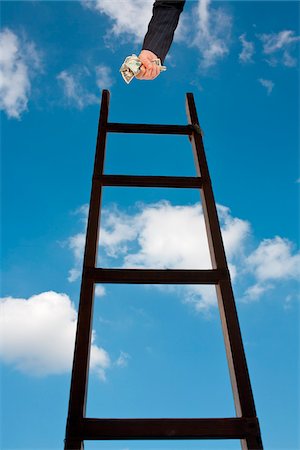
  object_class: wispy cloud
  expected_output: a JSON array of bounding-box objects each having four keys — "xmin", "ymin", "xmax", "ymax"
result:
[
  {"xmin": 0, "ymin": 291, "xmax": 110, "ymax": 379},
  {"xmin": 57, "ymin": 64, "xmax": 114, "ymax": 108},
  {"xmin": 239, "ymin": 33, "xmax": 255, "ymax": 63},
  {"xmin": 259, "ymin": 30, "xmax": 300, "ymax": 67},
  {"xmin": 82, "ymin": 0, "xmax": 152, "ymax": 42},
  {"xmin": 95, "ymin": 285, "xmax": 106, "ymax": 298},
  {"xmin": 57, "ymin": 67, "xmax": 98, "ymax": 109},
  {"xmin": 191, "ymin": 0, "xmax": 232, "ymax": 69},
  {"xmin": 258, "ymin": 78, "xmax": 274, "ymax": 95},
  {"xmin": 0, "ymin": 28, "xmax": 42, "ymax": 119},
  {"xmin": 243, "ymin": 283, "xmax": 274, "ymax": 302},
  {"xmin": 95, "ymin": 64, "xmax": 114, "ymax": 89},
  {"xmin": 260, "ymin": 30, "xmax": 300, "ymax": 54},
  {"xmin": 115, "ymin": 351, "xmax": 130, "ymax": 368}
]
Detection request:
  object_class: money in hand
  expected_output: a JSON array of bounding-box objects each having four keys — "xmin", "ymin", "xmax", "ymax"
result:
[{"xmin": 120, "ymin": 54, "xmax": 166, "ymax": 84}]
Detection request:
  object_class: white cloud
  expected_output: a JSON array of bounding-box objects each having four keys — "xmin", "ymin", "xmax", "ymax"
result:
[
  {"xmin": 68, "ymin": 232, "xmax": 86, "ymax": 263},
  {"xmin": 95, "ymin": 64, "xmax": 114, "ymax": 89},
  {"xmin": 57, "ymin": 68, "xmax": 98, "ymax": 109},
  {"xmin": 282, "ymin": 50, "xmax": 297, "ymax": 68},
  {"xmin": 0, "ymin": 291, "xmax": 110, "ymax": 379},
  {"xmin": 258, "ymin": 78, "xmax": 274, "ymax": 95},
  {"xmin": 115, "ymin": 351, "xmax": 130, "ymax": 368},
  {"xmin": 57, "ymin": 64, "xmax": 114, "ymax": 109},
  {"xmin": 67, "ymin": 202, "xmax": 299, "ymax": 308},
  {"xmin": 82, "ymin": 0, "xmax": 153, "ymax": 42},
  {"xmin": 190, "ymin": 0, "xmax": 232, "ymax": 69},
  {"xmin": 68, "ymin": 268, "xmax": 81, "ymax": 283},
  {"xmin": 122, "ymin": 202, "xmax": 212, "ymax": 270},
  {"xmin": 95, "ymin": 285, "xmax": 106, "ymax": 297},
  {"xmin": 260, "ymin": 30, "xmax": 300, "ymax": 54},
  {"xmin": 217, "ymin": 205, "xmax": 250, "ymax": 261},
  {"xmin": 243, "ymin": 283, "xmax": 274, "ymax": 302},
  {"xmin": 246, "ymin": 236, "xmax": 300, "ymax": 282},
  {"xmin": 68, "ymin": 201, "xmax": 250, "ymax": 311},
  {"xmin": 0, "ymin": 28, "xmax": 41, "ymax": 119},
  {"xmin": 67, "ymin": 231, "xmax": 85, "ymax": 281},
  {"xmin": 259, "ymin": 30, "xmax": 300, "ymax": 67},
  {"xmin": 244, "ymin": 237, "xmax": 300, "ymax": 302},
  {"xmin": 239, "ymin": 33, "xmax": 255, "ymax": 63},
  {"xmin": 100, "ymin": 207, "xmax": 138, "ymax": 258},
  {"xmin": 183, "ymin": 285, "xmax": 217, "ymax": 312}
]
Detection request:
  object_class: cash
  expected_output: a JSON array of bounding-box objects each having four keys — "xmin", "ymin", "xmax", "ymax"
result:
[{"xmin": 120, "ymin": 54, "xmax": 166, "ymax": 84}]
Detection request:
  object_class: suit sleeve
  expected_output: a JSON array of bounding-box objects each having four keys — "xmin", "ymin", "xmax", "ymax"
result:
[{"xmin": 142, "ymin": 1, "xmax": 185, "ymax": 63}]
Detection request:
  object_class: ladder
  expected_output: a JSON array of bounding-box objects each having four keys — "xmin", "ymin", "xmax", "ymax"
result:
[{"xmin": 64, "ymin": 90, "xmax": 264, "ymax": 450}]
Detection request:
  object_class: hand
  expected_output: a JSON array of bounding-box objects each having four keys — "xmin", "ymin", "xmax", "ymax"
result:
[{"xmin": 136, "ymin": 50, "xmax": 161, "ymax": 81}]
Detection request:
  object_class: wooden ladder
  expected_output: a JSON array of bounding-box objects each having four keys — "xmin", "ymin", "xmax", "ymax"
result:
[{"xmin": 64, "ymin": 90, "xmax": 263, "ymax": 450}]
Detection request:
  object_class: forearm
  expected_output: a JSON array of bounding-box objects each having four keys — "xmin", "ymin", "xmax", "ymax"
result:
[{"xmin": 142, "ymin": 0, "xmax": 185, "ymax": 63}]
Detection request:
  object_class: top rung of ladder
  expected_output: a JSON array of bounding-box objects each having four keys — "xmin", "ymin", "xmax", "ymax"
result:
[{"xmin": 106, "ymin": 122, "xmax": 202, "ymax": 136}]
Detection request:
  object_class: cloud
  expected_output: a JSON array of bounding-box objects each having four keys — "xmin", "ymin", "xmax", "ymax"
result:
[
  {"xmin": 0, "ymin": 291, "xmax": 110, "ymax": 379},
  {"xmin": 95, "ymin": 64, "xmax": 114, "ymax": 89},
  {"xmin": 68, "ymin": 232, "xmax": 86, "ymax": 264},
  {"xmin": 243, "ymin": 283, "xmax": 274, "ymax": 302},
  {"xmin": 68, "ymin": 201, "xmax": 250, "ymax": 311},
  {"xmin": 121, "ymin": 202, "xmax": 211, "ymax": 270},
  {"xmin": 82, "ymin": 0, "xmax": 153, "ymax": 42},
  {"xmin": 67, "ymin": 202, "xmax": 299, "ymax": 309},
  {"xmin": 282, "ymin": 50, "xmax": 297, "ymax": 68},
  {"xmin": 115, "ymin": 351, "xmax": 130, "ymax": 368},
  {"xmin": 259, "ymin": 30, "xmax": 300, "ymax": 67},
  {"xmin": 260, "ymin": 30, "xmax": 300, "ymax": 54},
  {"xmin": 239, "ymin": 33, "xmax": 255, "ymax": 63},
  {"xmin": 57, "ymin": 67, "xmax": 98, "ymax": 109},
  {"xmin": 100, "ymin": 207, "xmax": 138, "ymax": 258},
  {"xmin": 258, "ymin": 78, "xmax": 274, "ymax": 95},
  {"xmin": 244, "ymin": 237, "xmax": 300, "ymax": 302},
  {"xmin": 95, "ymin": 285, "xmax": 106, "ymax": 297},
  {"xmin": 190, "ymin": 0, "xmax": 232, "ymax": 69},
  {"xmin": 246, "ymin": 236, "xmax": 300, "ymax": 282},
  {"xmin": 57, "ymin": 64, "xmax": 114, "ymax": 108},
  {"xmin": 0, "ymin": 28, "xmax": 41, "ymax": 119}
]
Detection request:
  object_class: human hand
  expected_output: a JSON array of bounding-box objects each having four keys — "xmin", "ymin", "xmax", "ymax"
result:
[{"xmin": 136, "ymin": 50, "xmax": 161, "ymax": 81}]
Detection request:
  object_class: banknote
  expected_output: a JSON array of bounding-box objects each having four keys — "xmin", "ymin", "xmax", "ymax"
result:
[{"xmin": 120, "ymin": 54, "xmax": 166, "ymax": 84}]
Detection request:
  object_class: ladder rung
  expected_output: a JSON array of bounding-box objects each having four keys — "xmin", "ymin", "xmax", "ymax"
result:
[
  {"xmin": 96, "ymin": 175, "xmax": 202, "ymax": 188},
  {"xmin": 84, "ymin": 268, "xmax": 227, "ymax": 284},
  {"xmin": 81, "ymin": 417, "xmax": 259, "ymax": 440},
  {"xmin": 106, "ymin": 122, "xmax": 193, "ymax": 135}
]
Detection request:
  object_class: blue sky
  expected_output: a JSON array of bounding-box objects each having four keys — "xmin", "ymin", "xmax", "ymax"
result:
[{"xmin": 0, "ymin": 1, "xmax": 299, "ymax": 449}]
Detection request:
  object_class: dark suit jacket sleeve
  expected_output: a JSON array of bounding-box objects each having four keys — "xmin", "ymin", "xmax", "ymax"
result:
[{"xmin": 142, "ymin": 1, "xmax": 185, "ymax": 63}]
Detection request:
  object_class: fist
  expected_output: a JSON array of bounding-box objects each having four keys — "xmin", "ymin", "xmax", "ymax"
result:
[{"xmin": 136, "ymin": 50, "xmax": 161, "ymax": 81}]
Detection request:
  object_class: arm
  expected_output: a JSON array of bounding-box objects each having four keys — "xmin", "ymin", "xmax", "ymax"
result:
[
  {"xmin": 142, "ymin": 0, "xmax": 185, "ymax": 64},
  {"xmin": 137, "ymin": 0, "xmax": 185, "ymax": 80}
]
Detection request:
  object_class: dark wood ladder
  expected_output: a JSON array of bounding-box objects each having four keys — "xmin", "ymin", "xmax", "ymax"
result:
[{"xmin": 64, "ymin": 90, "xmax": 263, "ymax": 450}]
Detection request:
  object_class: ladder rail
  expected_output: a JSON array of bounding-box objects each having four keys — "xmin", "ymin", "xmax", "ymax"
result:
[
  {"xmin": 186, "ymin": 93, "xmax": 262, "ymax": 448},
  {"xmin": 65, "ymin": 90, "xmax": 110, "ymax": 448}
]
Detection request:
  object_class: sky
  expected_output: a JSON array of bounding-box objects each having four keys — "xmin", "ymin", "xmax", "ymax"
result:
[{"xmin": 0, "ymin": 1, "xmax": 299, "ymax": 449}]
